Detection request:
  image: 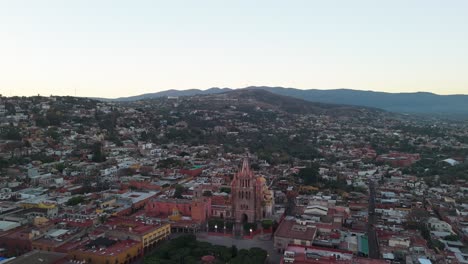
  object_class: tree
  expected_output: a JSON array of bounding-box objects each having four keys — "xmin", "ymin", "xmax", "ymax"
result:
[
  {"xmin": 143, "ymin": 235, "xmax": 266, "ymax": 264},
  {"xmin": 46, "ymin": 109, "xmax": 63, "ymax": 126},
  {"xmin": 99, "ymin": 215, "xmax": 108, "ymax": 224},
  {"xmin": 0, "ymin": 158, "xmax": 9, "ymax": 169},
  {"xmin": 66, "ymin": 196, "xmax": 85, "ymax": 206},
  {"xmin": 202, "ymin": 190, "xmax": 212, "ymax": 197},
  {"xmin": 231, "ymin": 245, "xmax": 238, "ymax": 258},
  {"xmin": 117, "ymin": 168, "xmax": 136, "ymax": 177},
  {"xmin": 55, "ymin": 163, "xmax": 66, "ymax": 173},
  {"xmin": 261, "ymin": 219, "xmax": 273, "ymax": 229},
  {"xmin": 444, "ymin": 234, "xmax": 460, "ymax": 241},
  {"xmin": 158, "ymin": 158, "xmax": 183, "ymax": 168},
  {"xmin": 0, "ymin": 126, "xmax": 21, "ymax": 141},
  {"xmin": 77, "ymin": 125, "xmax": 86, "ymax": 134},
  {"xmin": 92, "ymin": 142, "xmax": 106, "ymax": 162},
  {"xmin": 174, "ymin": 184, "xmax": 185, "ymax": 198},
  {"xmin": 46, "ymin": 127, "xmax": 61, "ymax": 141},
  {"xmin": 220, "ymin": 187, "xmax": 231, "ymax": 194},
  {"xmin": 178, "ymin": 151, "xmax": 190, "ymax": 157},
  {"xmin": 4, "ymin": 102, "xmax": 15, "ymax": 115},
  {"xmin": 296, "ymin": 164, "xmax": 320, "ymax": 185},
  {"xmin": 407, "ymin": 208, "xmax": 430, "ymax": 226}
]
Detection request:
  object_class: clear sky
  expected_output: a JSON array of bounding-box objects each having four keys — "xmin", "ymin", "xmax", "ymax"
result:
[{"xmin": 1, "ymin": 0, "xmax": 467, "ymax": 98}]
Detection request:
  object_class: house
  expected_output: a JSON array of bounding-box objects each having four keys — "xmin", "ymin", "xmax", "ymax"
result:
[
  {"xmin": 427, "ymin": 217, "xmax": 454, "ymax": 233},
  {"xmin": 389, "ymin": 236, "xmax": 410, "ymax": 247},
  {"xmin": 5, "ymin": 250, "xmax": 67, "ymax": 264},
  {"xmin": 69, "ymin": 237, "xmax": 141, "ymax": 264},
  {"xmin": 274, "ymin": 217, "xmax": 317, "ymax": 251},
  {"xmin": 303, "ymin": 205, "xmax": 328, "ymax": 216}
]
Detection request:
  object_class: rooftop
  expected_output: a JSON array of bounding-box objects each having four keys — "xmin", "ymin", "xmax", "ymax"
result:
[
  {"xmin": 76, "ymin": 238, "xmax": 139, "ymax": 256},
  {"xmin": 0, "ymin": 220, "xmax": 20, "ymax": 231},
  {"xmin": 6, "ymin": 250, "xmax": 67, "ymax": 264},
  {"xmin": 118, "ymin": 191, "xmax": 158, "ymax": 204},
  {"xmin": 105, "ymin": 217, "xmax": 167, "ymax": 236},
  {"xmin": 281, "ymin": 245, "xmax": 388, "ymax": 264},
  {"xmin": 275, "ymin": 218, "xmax": 317, "ymax": 241}
]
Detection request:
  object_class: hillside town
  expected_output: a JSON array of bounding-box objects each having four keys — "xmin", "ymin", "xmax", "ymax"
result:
[{"xmin": 0, "ymin": 93, "xmax": 467, "ymax": 264}]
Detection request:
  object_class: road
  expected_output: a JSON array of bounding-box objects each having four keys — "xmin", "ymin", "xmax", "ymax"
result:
[{"xmin": 367, "ymin": 180, "xmax": 380, "ymax": 259}]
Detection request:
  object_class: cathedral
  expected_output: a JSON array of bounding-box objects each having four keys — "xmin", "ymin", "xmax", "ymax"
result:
[
  {"xmin": 231, "ymin": 158, "xmax": 273, "ymax": 223},
  {"xmin": 145, "ymin": 157, "xmax": 273, "ymax": 230}
]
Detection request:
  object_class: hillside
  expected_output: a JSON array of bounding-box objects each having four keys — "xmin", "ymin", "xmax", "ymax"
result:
[
  {"xmin": 113, "ymin": 88, "xmax": 230, "ymax": 101},
  {"xmin": 107, "ymin": 86, "xmax": 468, "ymax": 117},
  {"xmin": 246, "ymin": 87, "xmax": 468, "ymax": 117},
  {"xmin": 210, "ymin": 89, "xmax": 385, "ymax": 117}
]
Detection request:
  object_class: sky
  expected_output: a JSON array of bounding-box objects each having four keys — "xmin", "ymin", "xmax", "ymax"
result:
[{"xmin": 0, "ymin": 0, "xmax": 467, "ymax": 98}]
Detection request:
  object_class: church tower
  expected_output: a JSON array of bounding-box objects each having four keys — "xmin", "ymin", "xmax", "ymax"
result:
[{"xmin": 231, "ymin": 158, "xmax": 262, "ymax": 223}]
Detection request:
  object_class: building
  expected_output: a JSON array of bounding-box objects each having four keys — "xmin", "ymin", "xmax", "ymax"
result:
[
  {"xmin": 231, "ymin": 158, "xmax": 272, "ymax": 223},
  {"xmin": 280, "ymin": 245, "xmax": 388, "ymax": 264},
  {"xmin": 145, "ymin": 197, "xmax": 211, "ymax": 223},
  {"xmin": 0, "ymin": 227, "xmax": 39, "ymax": 257},
  {"xmin": 104, "ymin": 217, "xmax": 171, "ymax": 253},
  {"xmin": 376, "ymin": 152, "xmax": 420, "ymax": 167},
  {"xmin": 427, "ymin": 217, "xmax": 454, "ymax": 233},
  {"xmin": 69, "ymin": 237, "xmax": 141, "ymax": 264},
  {"xmin": 5, "ymin": 250, "xmax": 67, "ymax": 264},
  {"xmin": 0, "ymin": 220, "xmax": 20, "ymax": 231},
  {"xmin": 274, "ymin": 217, "xmax": 318, "ymax": 251}
]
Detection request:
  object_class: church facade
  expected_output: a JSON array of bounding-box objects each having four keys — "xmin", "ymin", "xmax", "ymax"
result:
[
  {"xmin": 230, "ymin": 158, "xmax": 273, "ymax": 223},
  {"xmin": 144, "ymin": 158, "xmax": 273, "ymax": 228}
]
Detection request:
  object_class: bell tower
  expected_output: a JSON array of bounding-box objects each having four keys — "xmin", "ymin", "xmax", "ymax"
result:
[{"xmin": 231, "ymin": 158, "xmax": 261, "ymax": 224}]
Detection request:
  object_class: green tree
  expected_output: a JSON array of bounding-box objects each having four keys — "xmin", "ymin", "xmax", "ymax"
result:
[
  {"xmin": 55, "ymin": 163, "xmax": 66, "ymax": 173},
  {"xmin": 202, "ymin": 190, "xmax": 212, "ymax": 197},
  {"xmin": 91, "ymin": 142, "xmax": 106, "ymax": 162},
  {"xmin": 231, "ymin": 245, "xmax": 238, "ymax": 258},
  {"xmin": 296, "ymin": 164, "xmax": 320, "ymax": 185},
  {"xmin": 174, "ymin": 184, "xmax": 185, "ymax": 198},
  {"xmin": 46, "ymin": 127, "xmax": 61, "ymax": 141},
  {"xmin": 0, "ymin": 126, "xmax": 21, "ymax": 141},
  {"xmin": 220, "ymin": 187, "xmax": 231, "ymax": 194},
  {"xmin": 66, "ymin": 196, "xmax": 85, "ymax": 206},
  {"xmin": 444, "ymin": 234, "xmax": 460, "ymax": 241},
  {"xmin": 261, "ymin": 219, "xmax": 273, "ymax": 229},
  {"xmin": 46, "ymin": 109, "xmax": 63, "ymax": 126}
]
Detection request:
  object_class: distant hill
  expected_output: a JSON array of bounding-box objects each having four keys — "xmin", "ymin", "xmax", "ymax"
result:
[
  {"xmin": 217, "ymin": 89, "xmax": 385, "ymax": 117},
  {"xmin": 105, "ymin": 86, "xmax": 468, "ymax": 117},
  {"xmin": 246, "ymin": 87, "xmax": 468, "ymax": 117},
  {"xmin": 112, "ymin": 88, "xmax": 230, "ymax": 101}
]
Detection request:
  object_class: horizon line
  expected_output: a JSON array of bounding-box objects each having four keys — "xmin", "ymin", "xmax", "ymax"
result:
[{"xmin": 2, "ymin": 86, "xmax": 468, "ymax": 99}]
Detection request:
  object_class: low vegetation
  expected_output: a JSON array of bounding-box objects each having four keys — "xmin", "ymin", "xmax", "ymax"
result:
[{"xmin": 144, "ymin": 235, "xmax": 267, "ymax": 264}]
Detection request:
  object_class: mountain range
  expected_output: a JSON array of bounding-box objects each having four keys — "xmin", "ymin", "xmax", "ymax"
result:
[
  {"xmin": 106, "ymin": 87, "xmax": 468, "ymax": 117},
  {"xmin": 188, "ymin": 89, "xmax": 386, "ymax": 117}
]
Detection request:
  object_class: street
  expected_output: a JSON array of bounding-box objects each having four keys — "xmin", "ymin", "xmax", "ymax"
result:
[{"xmin": 367, "ymin": 180, "xmax": 380, "ymax": 259}]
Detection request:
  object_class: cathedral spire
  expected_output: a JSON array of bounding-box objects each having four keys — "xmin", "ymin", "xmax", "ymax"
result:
[{"xmin": 241, "ymin": 157, "xmax": 250, "ymax": 174}]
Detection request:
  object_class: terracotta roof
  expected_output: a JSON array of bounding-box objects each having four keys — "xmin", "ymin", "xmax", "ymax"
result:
[{"xmin": 275, "ymin": 219, "xmax": 317, "ymax": 241}]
